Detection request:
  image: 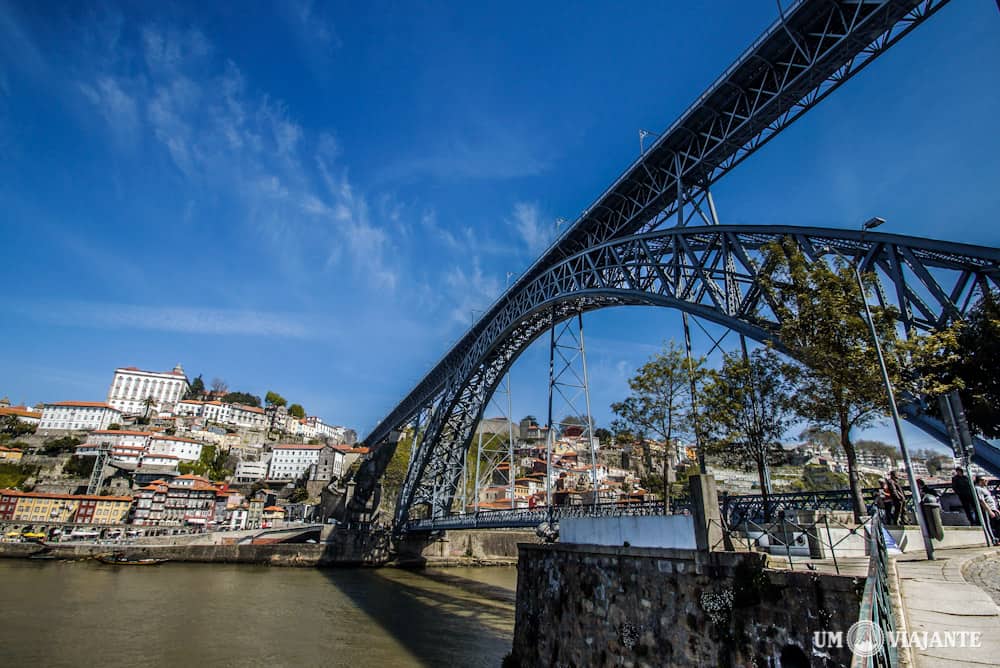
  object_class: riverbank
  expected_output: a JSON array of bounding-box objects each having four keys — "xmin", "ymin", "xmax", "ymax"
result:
[{"xmin": 0, "ymin": 532, "xmax": 525, "ymax": 568}]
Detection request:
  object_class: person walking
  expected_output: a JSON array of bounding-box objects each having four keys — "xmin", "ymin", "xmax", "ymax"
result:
[
  {"xmin": 952, "ymin": 467, "xmax": 979, "ymax": 526},
  {"xmin": 887, "ymin": 470, "xmax": 907, "ymax": 525},
  {"xmin": 974, "ymin": 476, "xmax": 1000, "ymax": 546}
]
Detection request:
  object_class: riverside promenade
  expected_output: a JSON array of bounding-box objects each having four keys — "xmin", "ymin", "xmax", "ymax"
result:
[{"xmin": 894, "ymin": 546, "xmax": 1000, "ymax": 667}]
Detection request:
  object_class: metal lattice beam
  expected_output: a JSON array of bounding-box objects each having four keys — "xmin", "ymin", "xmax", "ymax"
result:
[
  {"xmin": 363, "ymin": 0, "xmax": 949, "ymax": 454},
  {"xmin": 389, "ymin": 227, "xmax": 999, "ymax": 527}
]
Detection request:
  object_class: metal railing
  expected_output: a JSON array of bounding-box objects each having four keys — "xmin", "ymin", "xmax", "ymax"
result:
[
  {"xmin": 720, "ymin": 482, "xmax": 964, "ymax": 526},
  {"xmin": 711, "ymin": 512, "xmax": 875, "ymax": 576},
  {"xmin": 404, "ymin": 498, "xmax": 691, "ymax": 532},
  {"xmin": 852, "ymin": 512, "xmax": 898, "ymax": 668}
]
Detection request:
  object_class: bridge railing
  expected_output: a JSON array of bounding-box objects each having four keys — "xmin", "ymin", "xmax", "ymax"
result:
[
  {"xmin": 403, "ymin": 498, "xmax": 691, "ymax": 532},
  {"xmin": 852, "ymin": 512, "xmax": 898, "ymax": 668}
]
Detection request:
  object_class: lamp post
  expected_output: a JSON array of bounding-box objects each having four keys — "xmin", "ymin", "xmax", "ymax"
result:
[{"xmin": 829, "ymin": 217, "xmax": 934, "ymax": 560}]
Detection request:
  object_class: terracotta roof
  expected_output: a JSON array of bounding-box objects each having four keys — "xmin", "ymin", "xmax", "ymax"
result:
[
  {"xmin": 144, "ymin": 454, "xmax": 178, "ymax": 459},
  {"xmin": 0, "ymin": 446, "xmax": 23, "ymax": 453},
  {"xmin": 46, "ymin": 401, "xmax": 118, "ymax": 409},
  {"xmin": 263, "ymin": 505, "xmax": 285, "ymax": 512},
  {"xmin": 0, "ymin": 406, "xmax": 42, "ymax": 419},
  {"xmin": 232, "ymin": 404, "xmax": 265, "ymax": 414},
  {"xmin": 177, "ymin": 400, "xmax": 204, "ymax": 405}
]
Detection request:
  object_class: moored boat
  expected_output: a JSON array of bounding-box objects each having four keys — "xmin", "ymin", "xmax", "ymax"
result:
[{"xmin": 96, "ymin": 553, "xmax": 169, "ymax": 566}]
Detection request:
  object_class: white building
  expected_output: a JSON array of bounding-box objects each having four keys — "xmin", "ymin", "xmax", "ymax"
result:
[
  {"xmin": 0, "ymin": 405, "xmax": 42, "ymax": 425},
  {"xmin": 84, "ymin": 429, "xmax": 151, "ymax": 450},
  {"xmin": 234, "ymin": 456, "xmax": 271, "ymax": 484},
  {"xmin": 147, "ymin": 434, "xmax": 203, "ymax": 462},
  {"xmin": 40, "ymin": 402, "xmax": 122, "ymax": 432},
  {"xmin": 268, "ymin": 444, "xmax": 324, "ymax": 481},
  {"xmin": 106, "ymin": 364, "xmax": 189, "ymax": 416},
  {"xmin": 178, "ymin": 400, "xmax": 268, "ymax": 431}
]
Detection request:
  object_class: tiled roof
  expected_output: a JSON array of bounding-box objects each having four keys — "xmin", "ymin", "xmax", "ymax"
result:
[
  {"xmin": 0, "ymin": 406, "xmax": 42, "ymax": 419},
  {"xmin": 46, "ymin": 401, "xmax": 117, "ymax": 409}
]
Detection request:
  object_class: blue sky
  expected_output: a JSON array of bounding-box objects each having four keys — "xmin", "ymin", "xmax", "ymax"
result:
[{"xmin": 1, "ymin": 1, "xmax": 998, "ymax": 450}]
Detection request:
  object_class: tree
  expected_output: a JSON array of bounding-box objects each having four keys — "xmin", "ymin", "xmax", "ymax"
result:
[
  {"xmin": 701, "ymin": 347, "xmax": 795, "ymax": 520},
  {"xmin": 185, "ymin": 375, "xmax": 206, "ymax": 400},
  {"xmin": 222, "ymin": 391, "xmax": 262, "ymax": 407},
  {"xmin": 288, "ymin": 403, "xmax": 306, "ymax": 419},
  {"xmin": 594, "ymin": 427, "xmax": 612, "ymax": 445},
  {"xmin": 558, "ymin": 415, "xmax": 590, "ymax": 435},
  {"xmin": 210, "ymin": 378, "xmax": 228, "ymax": 395},
  {"xmin": 289, "ymin": 487, "xmax": 309, "ymax": 503},
  {"xmin": 611, "ymin": 340, "xmax": 705, "ymax": 509},
  {"xmin": 0, "ymin": 415, "xmax": 35, "ymax": 439},
  {"xmin": 63, "ymin": 456, "xmax": 96, "ymax": 478},
  {"xmin": 760, "ymin": 239, "xmax": 902, "ymax": 522},
  {"xmin": 907, "ymin": 290, "xmax": 1000, "ymax": 438},
  {"xmin": 265, "ymin": 391, "xmax": 288, "ymax": 407}
]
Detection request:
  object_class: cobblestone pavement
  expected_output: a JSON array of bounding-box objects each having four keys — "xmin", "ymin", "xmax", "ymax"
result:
[{"xmin": 964, "ymin": 552, "xmax": 1000, "ymax": 606}]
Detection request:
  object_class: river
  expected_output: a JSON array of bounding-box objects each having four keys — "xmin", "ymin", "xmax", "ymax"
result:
[{"xmin": 0, "ymin": 560, "xmax": 518, "ymax": 667}]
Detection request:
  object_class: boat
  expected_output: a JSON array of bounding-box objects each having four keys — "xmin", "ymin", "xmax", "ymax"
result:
[{"xmin": 96, "ymin": 553, "xmax": 169, "ymax": 566}]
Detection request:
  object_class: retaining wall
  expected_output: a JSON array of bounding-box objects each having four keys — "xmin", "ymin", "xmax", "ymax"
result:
[{"xmin": 511, "ymin": 542, "xmax": 862, "ymax": 667}]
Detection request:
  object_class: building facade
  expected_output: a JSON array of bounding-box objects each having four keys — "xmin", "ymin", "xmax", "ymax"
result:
[
  {"xmin": 0, "ymin": 405, "xmax": 42, "ymax": 425},
  {"xmin": 39, "ymin": 402, "xmax": 122, "ymax": 432},
  {"xmin": 106, "ymin": 364, "xmax": 189, "ymax": 416},
  {"xmin": 268, "ymin": 444, "xmax": 324, "ymax": 481},
  {"xmin": 0, "ymin": 489, "xmax": 131, "ymax": 523},
  {"xmin": 147, "ymin": 435, "xmax": 203, "ymax": 462}
]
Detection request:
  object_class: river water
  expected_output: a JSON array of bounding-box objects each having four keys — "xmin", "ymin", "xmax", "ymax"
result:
[{"xmin": 0, "ymin": 560, "xmax": 518, "ymax": 667}]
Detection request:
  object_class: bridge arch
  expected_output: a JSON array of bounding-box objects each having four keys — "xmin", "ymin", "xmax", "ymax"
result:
[{"xmin": 381, "ymin": 226, "xmax": 999, "ymax": 526}]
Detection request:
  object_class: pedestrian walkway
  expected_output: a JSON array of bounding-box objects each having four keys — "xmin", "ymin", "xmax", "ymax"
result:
[{"xmin": 895, "ymin": 545, "xmax": 1000, "ymax": 667}]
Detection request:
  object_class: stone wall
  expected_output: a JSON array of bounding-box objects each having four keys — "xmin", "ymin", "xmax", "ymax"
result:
[
  {"xmin": 511, "ymin": 543, "xmax": 862, "ymax": 667},
  {"xmin": 418, "ymin": 529, "xmax": 538, "ymax": 560},
  {"xmin": 0, "ymin": 527, "xmax": 391, "ymax": 566}
]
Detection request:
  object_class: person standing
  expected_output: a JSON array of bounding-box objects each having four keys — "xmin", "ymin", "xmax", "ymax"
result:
[
  {"xmin": 974, "ymin": 476, "xmax": 1000, "ymax": 546},
  {"xmin": 952, "ymin": 467, "xmax": 978, "ymax": 526},
  {"xmin": 887, "ymin": 470, "xmax": 907, "ymax": 525}
]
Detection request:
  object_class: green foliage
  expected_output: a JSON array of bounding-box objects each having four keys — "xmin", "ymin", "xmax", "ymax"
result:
[
  {"xmin": 288, "ymin": 403, "xmax": 306, "ymax": 419},
  {"xmin": 0, "ymin": 415, "xmax": 36, "ymax": 439},
  {"xmin": 382, "ymin": 429, "xmax": 414, "ymax": 504},
  {"xmin": 594, "ymin": 427, "xmax": 612, "ymax": 445},
  {"xmin": 177, "ymin": 444, "xmax": 231, "ymax": 480},
  {"xmin": 107, "ymin": 423, "xmax": 122, "ymax": 431},
  {"xmin": 62, "ymin": 455, "xmax": 96, "ymax": 478},
  {"xmin": 185, "ymin": 375, "xmax": 206, "ymax": 400},
  {"xmin": 611, "ymin": 340, "xmax": 706, "ymax": 505},
  {"xmin": 0, "ymin": 462, "xmax": 37, "ymax": 489},
  {"xmin": 558, "ymin": 414, "xmax": 590, "ymax": 434},
  {"xmin": 265, "ymin": 391, "xmax": 287, "ymax": 407},
  {"xmin": 760, "ymin": 239, "xmax": 901, "ymax": 520},
  {"xmin": 289, "ymin": 487, "xmax": 309, "ymax": 503},
  {"xmin": 701, "ymin": 347, "xmax": 794, "ymax": 506},
  {"xmin": 910, "ymin": 290, "xmax": 1000, "ymax": 438},
  {"xmin": 42, "ymin": 435, "xmax": 82, "ymax": 454},
  {"xmin": 854, "ymin": 439, "xmax": 898, "ymax": 461},
  {"xmin": 221, "ymin": 391, "xmax": 262, "ymax": 407}
]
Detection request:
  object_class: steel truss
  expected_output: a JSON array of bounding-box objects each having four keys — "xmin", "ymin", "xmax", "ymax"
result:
[
  {"xmin": 363, "ymin": 0, "xmax": 948, "ymax": 457},
  {"xmin": 385, "ymin": 226, "xmax": 999, "ymax": 527}
]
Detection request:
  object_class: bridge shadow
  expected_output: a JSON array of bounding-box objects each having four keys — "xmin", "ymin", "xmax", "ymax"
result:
[{"xmin": 319, "ymin": 566, "xmax": 516, "ymax": 667}]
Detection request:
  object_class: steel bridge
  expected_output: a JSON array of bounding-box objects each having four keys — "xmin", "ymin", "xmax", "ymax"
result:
[{"xmin": 340, "ymin": 0, "xmax": 1000, "ymax": 533}]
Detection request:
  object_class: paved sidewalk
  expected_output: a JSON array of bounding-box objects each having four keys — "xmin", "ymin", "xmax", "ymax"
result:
[{"xmin": 895, "ymin": 545, "xmax": 1000, "ymax": 667}]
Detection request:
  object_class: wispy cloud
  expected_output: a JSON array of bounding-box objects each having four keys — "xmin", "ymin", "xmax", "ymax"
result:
[
  {"xmin": 23, "ymin": 301, "xmax": 326, "ymax": 339},
  {"xmin": 74, "ymin": 22, "xmax": 402, "ymax": 291},
  {"xmin": 443, "ymin": 257, "xmax": 502, "ymax": 325},
  {"xmin": 510, "ymin": 201, "xmax": 554, "ymax": 254}
]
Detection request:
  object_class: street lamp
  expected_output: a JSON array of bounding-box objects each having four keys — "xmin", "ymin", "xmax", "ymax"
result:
[{"xmin": 827, "ymin": 219, "xmax": 934, "ymax": 560}]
